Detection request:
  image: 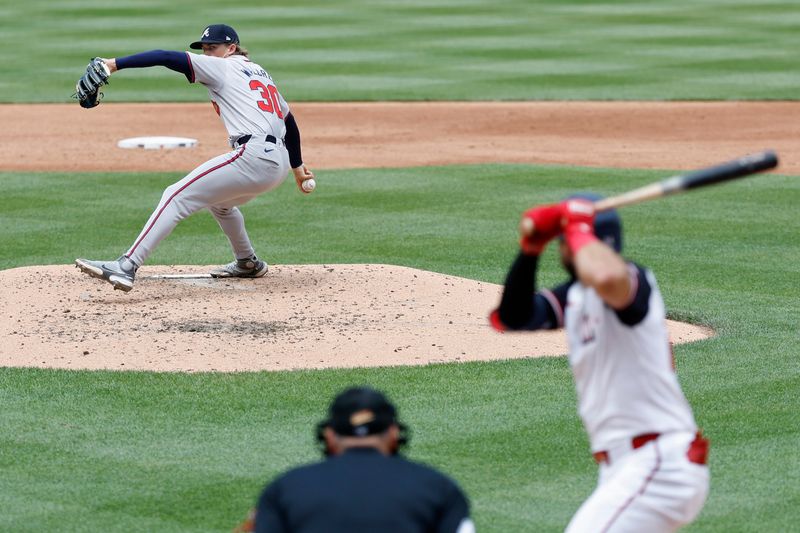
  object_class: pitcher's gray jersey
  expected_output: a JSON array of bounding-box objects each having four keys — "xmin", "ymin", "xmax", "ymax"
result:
[{"xmin": 188, "ymin": 53, "xmax": 290, "ymax": 143}]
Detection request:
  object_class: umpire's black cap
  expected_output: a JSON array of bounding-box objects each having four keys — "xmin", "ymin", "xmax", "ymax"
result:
[
  {"xmin": 324, "ymin": 387, "xmax": 399, "ymax": 437},
  {"xmin": 190, "ymin": 24, "xmax": 240, "ymax": 49}
]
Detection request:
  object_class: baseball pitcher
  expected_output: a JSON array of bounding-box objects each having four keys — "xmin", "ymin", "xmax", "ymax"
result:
[
  {"xmin": 490, "ymin": 194, "xmax": 710, "ymax": 532},
  {"xmin": 74, "ymin": 24, "xmax": 314, "ymax": 291}
]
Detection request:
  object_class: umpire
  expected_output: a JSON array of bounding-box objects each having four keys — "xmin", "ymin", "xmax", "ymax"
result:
[{"xmin": 253, "ymin": 386, "xmax": 475, "ymax": 533}]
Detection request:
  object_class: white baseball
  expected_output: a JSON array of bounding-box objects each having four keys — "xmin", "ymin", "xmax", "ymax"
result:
[{"xmin": 301, "ymin": 178, "xmax": 316, "ymax": 193}]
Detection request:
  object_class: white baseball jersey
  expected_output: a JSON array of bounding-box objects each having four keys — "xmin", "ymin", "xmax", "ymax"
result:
[
  {"xmin": 187, "ymin": 53, "xmax": 290, "ymax": 142},
  {"xmin": 564, "ymin": 264, "xmax": 697, "ymax": 452}
]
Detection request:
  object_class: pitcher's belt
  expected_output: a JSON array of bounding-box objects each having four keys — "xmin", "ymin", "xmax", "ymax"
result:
[{"xmin": 233, "ymin": 134, "xmax": 280, "ymax": 147}]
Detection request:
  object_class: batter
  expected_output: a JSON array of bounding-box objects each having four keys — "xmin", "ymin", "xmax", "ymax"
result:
[
  {"xmin": 491, "ymin": 195, "xmax": 709, "ymax": 532},
  {"xmin": 75, "ymin": 24, "xmax": 315, "ymax": 291}
]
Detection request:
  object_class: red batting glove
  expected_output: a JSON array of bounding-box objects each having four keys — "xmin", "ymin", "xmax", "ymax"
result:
[
  {"xmin": 519, "ymin": 204, "xmax": 563, "ymax": 255},
  {"xmin": 561, "ymin": 198, "xmax": 598, "ymax": 254}
]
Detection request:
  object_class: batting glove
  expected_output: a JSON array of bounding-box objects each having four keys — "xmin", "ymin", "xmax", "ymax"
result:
[
  {"xmin": 519, "ymin": 203, "xmax": 563, "ymax": 255},
  {"xmin": 561, "ymin": 198, "xmax": 598, "ymax": 254}
]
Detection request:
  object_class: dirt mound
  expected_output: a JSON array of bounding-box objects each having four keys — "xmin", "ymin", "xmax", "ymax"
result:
[{"xmin": 0, "ymin": 264, "xmax": 711, "ymax": 372}]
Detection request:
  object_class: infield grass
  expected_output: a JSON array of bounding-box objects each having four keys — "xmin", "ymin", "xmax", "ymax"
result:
[
  {"xmin": 1, "ymin": 164, "xmax": 798, "ymax": 531},
  {"xmin": 5, "ymin": 0, "xmax": 800, "ymax": 102}
]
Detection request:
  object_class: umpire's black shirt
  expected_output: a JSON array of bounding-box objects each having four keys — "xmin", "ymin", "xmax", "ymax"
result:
[{"xmin": 255, "ymin": 447, "xmax": 472, "ymax": 533}]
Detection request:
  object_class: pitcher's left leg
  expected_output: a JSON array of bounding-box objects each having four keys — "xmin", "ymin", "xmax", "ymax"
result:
[
  {"xmin": 207, "ymin": 144, "xmax": 290, "ymax": 278},
  {"xmin": 209, "ymin": 205, "xmax": 254, "ymax": 259}
]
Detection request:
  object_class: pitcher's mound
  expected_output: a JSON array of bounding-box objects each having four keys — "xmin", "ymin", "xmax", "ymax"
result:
[{"xmin": 0, "ymin": 264, "xmax": 713, "ymax": 372}]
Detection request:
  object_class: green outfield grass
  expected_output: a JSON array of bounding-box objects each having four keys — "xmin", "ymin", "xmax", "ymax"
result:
[
  {"xmin": 6, "ymin": 0, "xmax": 799, "ymax": 102},
  {"xmin": 1, "ymin": 164, "xmax": 798, "ymax": 531}
]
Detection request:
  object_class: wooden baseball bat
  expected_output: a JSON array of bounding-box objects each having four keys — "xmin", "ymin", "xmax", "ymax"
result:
[
  {"xmin": 521, "ymin": 150, "xmax": 778, "ymax": 236},
  {"xmin": 593, "ymin": 150, "xmax": 778, "ymax": 212}
]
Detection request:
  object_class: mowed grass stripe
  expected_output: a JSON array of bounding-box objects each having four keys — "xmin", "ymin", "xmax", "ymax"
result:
[{"xmin": 7, "ymin": 0, "xmax": 800, "ymax": 102}]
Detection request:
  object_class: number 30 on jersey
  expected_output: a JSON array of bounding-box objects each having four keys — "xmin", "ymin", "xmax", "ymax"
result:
[{"xmin": 249, "ymin": 80, "xmax": 284, "ymax": 118}]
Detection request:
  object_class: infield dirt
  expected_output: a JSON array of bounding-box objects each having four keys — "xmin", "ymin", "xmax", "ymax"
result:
[
  {"xmin": 3, "ymin": 101, "xmax": 799, "ymax": 173},
  {"xmin": 5, "ymin": 101, "xmax": 791, "ymax": 371}
]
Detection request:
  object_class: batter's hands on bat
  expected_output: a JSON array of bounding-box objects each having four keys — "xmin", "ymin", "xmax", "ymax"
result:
[
  {"xmin": 561, "ymin": 198, "xmax": 597, "ymax": 253},
  {"xmin": 519, "ymin": 203, "xmax": 563, "ymax": 255},
  {"xmin": 293, "ymin": 164, "xmax": 315, "ymax": 194}
]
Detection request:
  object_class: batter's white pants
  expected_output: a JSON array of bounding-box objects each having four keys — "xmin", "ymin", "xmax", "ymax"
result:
[
  {"xmin": 565, "ymin": 431, "xmax": 709, "ymax": 533},
  {"xmin": 125, "ymin": 139, "xmax": 289, "ymax": 267}
]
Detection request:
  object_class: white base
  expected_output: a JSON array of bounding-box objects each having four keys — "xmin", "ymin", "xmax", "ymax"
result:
[{"xmin": 117, "ymin": 136, "xmax": 198, "ymax": 150}]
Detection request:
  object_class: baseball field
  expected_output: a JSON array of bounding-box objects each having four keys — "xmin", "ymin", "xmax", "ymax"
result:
[{"xmin": 2, "ymin": 1, "xmax": 799, "ymax": 531}]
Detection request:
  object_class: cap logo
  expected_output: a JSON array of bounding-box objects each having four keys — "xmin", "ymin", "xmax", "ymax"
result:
[
  {"xmin": 350, "ymin": 409, "xmax": 375, "ymax": 427},
  {"xmin": 225, "ymin": 36, "xmax": 231, "ymax": 41},
  {"xmin": 203, "ymin": 27, "xmax": 210, "ymax": 37}
]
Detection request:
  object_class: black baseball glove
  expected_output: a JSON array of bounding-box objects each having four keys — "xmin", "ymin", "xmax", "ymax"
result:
[{"xmin": 73, "ymin": 58, "xmax": 111, "ymax": 109}]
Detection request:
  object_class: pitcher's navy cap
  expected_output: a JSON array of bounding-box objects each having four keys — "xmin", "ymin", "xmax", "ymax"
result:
[{"xmin": 190, "ymin": 24, "xmax": 240, "ymax": 49}]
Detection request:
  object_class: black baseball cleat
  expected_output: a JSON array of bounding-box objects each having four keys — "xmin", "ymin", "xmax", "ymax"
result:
[
  {"xmin": 75, "ymin": 256, "xmax": 138, "ymax": 292},
  {"xmin": 209, "ymin": 255, "xmax": 268, "ymax": 278}
]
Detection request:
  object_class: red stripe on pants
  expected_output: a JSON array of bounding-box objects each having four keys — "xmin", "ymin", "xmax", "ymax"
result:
[
  {"xmin": 600, "ymin": 442, "xmax": 662, "ymax": 533},
  {"xmin": 128, "ymin": 146, "xmax": 246, "ymax": 256}
]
